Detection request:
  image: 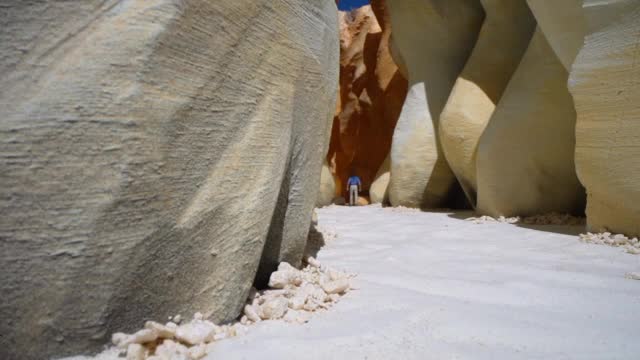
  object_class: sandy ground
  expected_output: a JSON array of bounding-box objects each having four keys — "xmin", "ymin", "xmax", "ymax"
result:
[{"xmin": 206, "ymin": 205, "xmax": 640, "ymax": 360}]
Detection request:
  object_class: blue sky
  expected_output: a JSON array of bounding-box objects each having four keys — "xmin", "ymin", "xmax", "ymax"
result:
[{"xmin": 338, "ymin": 0, "xmax": 370, "ymax": 11}]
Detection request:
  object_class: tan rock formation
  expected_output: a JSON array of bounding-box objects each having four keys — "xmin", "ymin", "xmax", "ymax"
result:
[
  {"xmin": 317, "ymin": 160, "xmax": 337, "ymax": 207},
  {"xmin": 0, "ymin": 1, "xmax": 338, "ymax": 359},
  {"xmin": 370, "ymin": 155, "xmax": 390, "ymax": 204},
  {"xmin": 569, "ymin": 1, "xmax": 640, "ymax": 236},
  {"xmin": 327, "ymin": 2, "xmax": 407, "ymax": 199},
  {"xmin": 525, "ymin": 0, "xmax": 586, "ymax": 70},
  {"xmin": 525, "ymin": 0, "xmax": 640, "ymax": 235},
  {"xmin": 439, "ymin": 0, "xmax": 536, "ymax": 206},
  {"xmin": 384, "ymin": 0, "xmax": 484, "ymax": 208},
  {"xmin": 476, "ymin": 28, "xmax": 585, "ymax": 217}
]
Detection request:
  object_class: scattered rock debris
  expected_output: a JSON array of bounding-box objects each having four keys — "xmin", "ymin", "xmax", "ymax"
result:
[
  {"xmin": 466, "ymin": 213, "xmax": 585, "ymax": 226},
  {"xmin": 107, "ymin": 258, "xmax": 354, "ymax": 359},
  {"xmin": 465, "ymin": 215, "xmax": 519, "ymax": 224},
  {"xmin": 579, "ymin": 232, "xmax": 640, "ymax": 255},
  {"xmin": 387, "ymin": 206, "xmax": 422, "ymax": 213}
]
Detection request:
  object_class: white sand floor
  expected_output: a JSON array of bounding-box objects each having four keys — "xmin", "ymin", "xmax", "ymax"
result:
[{"xmin": 206, "ymin": 205, "xmax": 640, "ymax": 360}]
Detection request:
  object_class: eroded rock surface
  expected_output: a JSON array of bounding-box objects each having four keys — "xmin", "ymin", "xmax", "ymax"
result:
[
  {"xmin": 0, "ymin": 1, "xmax": 338, "ymax": 358},
  {"xmin": 569, "ymin": 1, "xmax": 640, "ymax": 237},
  {"xmin": 384, "ymin": 0, "xmax": 484, "ymax": 208},
  {"xmin": 439, "ymin": 0, "xmax": 536, "ymax": 206},
  {"xmin": 476, "ymin": 28, "xmax": 585, "ymax": 217}
]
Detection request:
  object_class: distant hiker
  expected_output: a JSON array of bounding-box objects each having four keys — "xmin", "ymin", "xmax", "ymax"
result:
[{"xmin": 347, "ymin": 175, "xmax": 362, "ymax": 206}]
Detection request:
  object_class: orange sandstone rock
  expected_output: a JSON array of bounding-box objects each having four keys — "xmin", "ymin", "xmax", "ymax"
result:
[{"xmin": 327, "ymin": 2, "xmax": 408, "ymax": 199}]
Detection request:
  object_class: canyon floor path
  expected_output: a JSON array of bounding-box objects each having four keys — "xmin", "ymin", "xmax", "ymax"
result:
[{"xmin": 208, "ymin": 205, "xmax": 640, "ymax": 360}]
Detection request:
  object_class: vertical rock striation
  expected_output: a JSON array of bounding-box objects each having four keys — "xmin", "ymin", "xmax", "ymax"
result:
[
  {"xmin": 569, "ymin": 1, "xmax": 640, "ymax": 236},
  {"xmin": 0, "ymin": 1, "xmax": 339, "ymax": 358}
]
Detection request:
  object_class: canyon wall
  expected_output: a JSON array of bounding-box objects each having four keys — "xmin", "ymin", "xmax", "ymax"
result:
[
  {"xmin": 568, "ymin": 1, "xmax": 640, "ymax": 236},
  {"xmin": 381, "ymin": 0, "xmax": 639, "ymax": 233},
  {"xmin": 385, "ymin": 0, "xmax": 484, "ymax": 208},
  {"xmin": 327, "ymin": 3, "xmax": 407, "ymax": 201},
  {"xmin": 439, "ymin": 0, "xmax": 536, "ymax": 207},
  {"xmin": 475, "ymin": 26, "xmax": 585, "ymax": 217},
  {"xmin": 0, "ymin": 1, "xmax": 338, "ymax": 359}
]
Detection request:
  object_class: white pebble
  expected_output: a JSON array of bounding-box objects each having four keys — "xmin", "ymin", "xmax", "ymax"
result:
[
  {"xmin": 306, "ymin": 257, "xmax": 321, "ymax": 268},
  {"xmin": 145, "ymin": 321, "xmax": 175, "ymax": 339},
  {"xmin": 126, "ymin": 343, "xmax": 146, "ymax": 360},
  {"xmin": 288, "ymin": 295, "xmax": 306, "ymax": 310},
  {"xmin": 243, "ymin": 304, "xmax": 262, "ymax": 323},
  {"xmin": 155, "ymin": 339, "xmax": 189, "ymax": 360},
  {"xmin": 175, "ymin": 320, "xmax": 216, "ymax": 345},
  {"xmin": 187, "ymin": 344, "xmax": 206, "ymax": 360},
  {"xmin": 261, "ymin": 297, "xmax": 289, "ymax": 320},
  {"xmin": 125, "ymin": 329, "xmax": 158, "ymax": 347},
  {"xmin": 321, "ymin": 279, "xmax": 350, "ymax": 294}
]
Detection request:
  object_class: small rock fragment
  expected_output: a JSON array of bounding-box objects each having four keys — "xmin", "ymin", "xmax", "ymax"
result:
[
  {"xmin": 126, "ymin": 343, "xmax": 146, "ymax": 360},
  {"xmin": 268, "ymin": 271, "xmax": 291, "ymax": 289},
  {"xmin": 127, "ymin": 329, "xmax": 158, "ymax": 346},
  {"xmin": 288, "ymin": 295, "xmax": 306, "ymax": 310},
  {"xmin": 278, "ymin": 262, "xmax": 296, "ymax": 272},
  {"xmin": 327, "ymin": 268, "xmax": 343, "ymax": 281},
  {"xmin": 244, "ymin": 304, "xmax": 262, "ymax": 323},
  {"xmin": 155, "ymin": 339, "xmax": 189, "ymax": 360},
  {"xmin": 145, "ymin": 321, "xmax": 175, "ymax": 339},
  {"xmin": 175, "ymin": 320, "xmax": 216, "ymax": 345},
  {"xmin": 187, "ymin": 344, "xmax": 206, "ymax": 360},
  {"xmin": 261, "ymin": 297, "xmax": 289, "ymax": 320},
  {"xmin": 322, "ymin": 279, "xmax": 350, "ymax": 294},
  {"xmin": 306, "ymin": 256, "xmax": 321, "ymax": 268}
]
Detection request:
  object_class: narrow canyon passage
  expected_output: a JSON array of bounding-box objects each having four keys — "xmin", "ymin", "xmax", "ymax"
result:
[
  {"xmin": 4, "ymin": 0, "xmax": 640, "ymax": 358},
  {"xmin": 207, "ymin": 205, "xmax": 640, "ymax": 359}
]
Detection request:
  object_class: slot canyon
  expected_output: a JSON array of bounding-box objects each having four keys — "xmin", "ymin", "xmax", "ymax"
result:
[{"xmin": 1, "ymin": 0, "xmax": 639, "ymax": 359}]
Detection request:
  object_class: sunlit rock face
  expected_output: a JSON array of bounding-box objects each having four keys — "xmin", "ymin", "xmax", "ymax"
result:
[
  {"xmin": 439, "ymin": 0, "xmax": 536, "ymax": 207},
  {"xmin": 370, "ymin": 154, "xmax": 391, "ymax": 204},
  {"xmin": 381, "ymin": 0, "xmax": 640, "ymax": 232},
  {"xmin": 476, "ymin": 27, "xmax": 586, "ymax": 217},
  {"xmin": 521, "ymin": 0, "xmax": 640, "ymax": 235},
  {"xmin": 567, "ymin": 1, "xmax": 640, "ymax": 236},
  {"xmin": 384, "ymin": 0, "xmax": 484, "ymax": 209},
  {"xmin": 327, "ymin": 2, "xmax": 408, "ymax": 200},
  {"xmin": 0, "ymin": 1, "xmax": 338, "ymax": 358}
]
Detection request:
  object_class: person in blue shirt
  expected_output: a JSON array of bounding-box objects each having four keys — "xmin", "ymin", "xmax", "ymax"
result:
[{"xmin": 346, "ymin": 174, "xmax": 362, "ymax": 206}]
